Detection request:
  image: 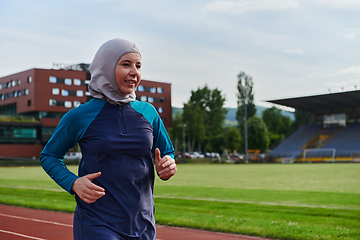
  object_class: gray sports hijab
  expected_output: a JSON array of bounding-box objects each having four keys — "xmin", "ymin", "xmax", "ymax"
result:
[{"xmin": 88, "ymin": 38, "xmax": 141, "ymax": 105}]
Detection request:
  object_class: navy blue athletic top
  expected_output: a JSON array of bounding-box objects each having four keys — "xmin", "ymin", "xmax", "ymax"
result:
[{"xmin": 40, "ymin": 98, "xmax": 175, "ymax": 240}]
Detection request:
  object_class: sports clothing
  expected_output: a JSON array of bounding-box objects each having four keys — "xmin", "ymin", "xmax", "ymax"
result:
[{"xmin": 40, "ymin": 98, "xmax": 175, "ymax": 240}]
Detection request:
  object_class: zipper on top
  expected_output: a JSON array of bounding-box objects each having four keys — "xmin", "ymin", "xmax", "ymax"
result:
[{"xmin": 118, "ymin": 105, "xmax": 125, "ymax": 133}]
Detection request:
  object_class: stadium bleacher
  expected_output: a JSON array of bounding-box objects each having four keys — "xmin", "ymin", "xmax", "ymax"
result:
[
  {"xmin": 266, "ymin": 90, "xmax": 360, "ymax": 163},
  {"xmin": 322, "ymin": 122, "xmax": 360, "ymax": 151},
  {"xmin": 269, "ymin": 124, "xmax": 322, "ymax": 158},
  {"xmin": 269, "ymin": 122, "xmax": 360, "ymax": 162}
]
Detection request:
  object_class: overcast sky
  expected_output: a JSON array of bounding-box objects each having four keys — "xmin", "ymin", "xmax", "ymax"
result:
[{"xmin": 1, "ymin": 0, "xmax": 360, "ymax": 109}]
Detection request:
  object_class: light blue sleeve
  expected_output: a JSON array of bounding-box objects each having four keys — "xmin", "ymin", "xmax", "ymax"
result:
[
  {"xmin": 130, "ymin": 101, "xmax": 175, "ymax": 159},
  {"xmin": 40, "ymin": 99, "xmax": 106, "ymax": 194}
]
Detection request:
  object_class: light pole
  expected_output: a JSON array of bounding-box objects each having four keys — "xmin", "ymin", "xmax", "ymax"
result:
[
  {"xmin": 244, "ymin": 99, "xmax": 248, "ymax": 163},
  {"xmin": 242, "ymin": 83, "xmax": 250, "ymax": 164}
]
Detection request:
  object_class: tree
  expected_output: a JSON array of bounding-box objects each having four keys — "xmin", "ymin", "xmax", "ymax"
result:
[
  {"xmin": 247, "ymin": 116, "xmax": 270, "ymax": 152},
  {"xmin": 262, "ymin": 107, "xmax": 292, "ymax": 135},
  {"xmin": 236, "ymin": 72, "xmax": 256, "ymax": 125},
  {"xmin": 236, "ymin": 72, "xmax": 257, "ymax": 153},
  {"xmin": 168, "ymin": 113, "xmax": 184, "ymax": 155},
  {"xmin": 293, "ymin": 110, "xmax": 310, "ymax": 128},
  {"xmin": 225, "ymin": 127, "xmax": 241, "ymax": 153},
  {"xmin": 184, "ymin": 86, "xmax": 227, "ymax": 153},
  {"xmin": 182, "ymin": 102, "xmax": 206, "ymax": 153},
  {"xmin": 262, "ymin": 107, "xmax": 293, "ymax": 146}
]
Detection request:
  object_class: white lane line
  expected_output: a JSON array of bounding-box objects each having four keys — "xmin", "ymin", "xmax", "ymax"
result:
[
  {"xmin": 0, "ymin": 186, "xmax": 64, "ymax": 192},
  {"xmin": 154, "ymin": 195, "xmax": 360, "ymax": 210},
  {"xmin": 0, "ymin": 229, "xmax": 46, "ymax": 240},
  {"xmin": 0, "ymin": 213, "xmax": 72, "ymax": 227}
]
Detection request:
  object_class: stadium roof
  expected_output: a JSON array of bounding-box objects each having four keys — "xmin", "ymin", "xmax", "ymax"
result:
[{"xmin": 266, "ymin": 90, "xmax": 360, "ymax": 114}]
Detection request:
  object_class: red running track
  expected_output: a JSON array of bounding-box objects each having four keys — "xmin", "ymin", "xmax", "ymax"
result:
[{"xmin": 0, "ymin": 204, "xmax": 272, "ymax": 240}]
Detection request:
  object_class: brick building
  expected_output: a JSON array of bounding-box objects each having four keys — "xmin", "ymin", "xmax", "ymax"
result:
[{"xmin": 0, "ymin": 64, "xmax": 172, "ymax": 157}]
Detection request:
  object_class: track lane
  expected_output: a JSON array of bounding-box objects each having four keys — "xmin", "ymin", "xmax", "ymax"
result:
[{"xmin": 0, "ymin": 204, "xmax": 271, "ymax": 240}]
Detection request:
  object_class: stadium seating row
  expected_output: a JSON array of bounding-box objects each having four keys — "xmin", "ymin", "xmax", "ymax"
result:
[{"xmin": 269, "ymin": 122, "xmax": 360, "ymax": 160}]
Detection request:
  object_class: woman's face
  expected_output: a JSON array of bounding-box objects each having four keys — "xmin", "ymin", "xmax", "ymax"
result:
[{"xmin": 115, "ymin": 52, "xmax": 142, "ymax": 94}]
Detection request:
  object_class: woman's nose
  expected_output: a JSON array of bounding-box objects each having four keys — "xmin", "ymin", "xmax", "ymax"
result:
[{"xmin": 129, "ymin": 66, "xmax": 138, "ymax": 75}]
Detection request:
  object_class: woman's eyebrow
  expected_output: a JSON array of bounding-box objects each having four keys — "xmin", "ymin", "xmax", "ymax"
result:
[{"xmin": 119, "ymin": 59, "xmax": 131, "ymax": 63}]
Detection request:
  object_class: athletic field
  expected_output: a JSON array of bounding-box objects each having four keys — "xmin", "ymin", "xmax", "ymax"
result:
[{"xmin": 0, "ymin": 163, "xmax": 359, "ymax": 239}]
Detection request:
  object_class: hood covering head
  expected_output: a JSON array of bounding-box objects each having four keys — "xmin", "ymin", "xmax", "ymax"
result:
[{"xmin": 88, "ymin": 38, "xmax": 141, "ymax": 105}]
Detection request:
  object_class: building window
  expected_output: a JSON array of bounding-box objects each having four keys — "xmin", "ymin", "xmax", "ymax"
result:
[
  {"xmin": 56, "ymin": 78, "xmax": 65, "ymax": 84},
  {"xmin": 157, "ymin": 107, "xmax": 163, "ymax": 113},
  {"xmin": 49, "ymin": 76, "xmax": 57, "ymax": 83},
  {"xmin": 0, "ymin": 103, "xmax": 16, "ymax": 116},
  {"xmin": 11, "ymin": 80, "xmax": 16, "ymax": 87},
  {"xmin": 39, "ymin": 112, "xmax": 65, "ymax": 119},
  {"xmin": 27, "ymin": 76, "xmax": 32, "ymax": 83},
  {"xmin": 64, "ymin": 101, "xmax": 72, "ymax": 108},
  {"xmin": 76, "ymin": 90, "xmax": 84, "ymax": 97},
  {"xmin": 13, "ymin": 128, "xmax": 37, "ymax": 139},
  {"xmin": 74, "ymin": 79, "xmax": 81, "ymax": 86},
  {"xmin": 140, "ymin": 96, "xmax": 147, "ymax": 101},
  {"xmin": 61, "ymin": 90, "xmax": 69, "ymax": 96},
  {"xmin": 25, "ymin": 89, "xmax": 29, "ymax": 95},
  {"xmin": 27, "ymin": 100, "xmax": 31, "ymax": 106},
  {"xmin": 74, "ymin": 101, "xmax": 81, "ymax": 107},
  {"xmin": 42, "ymin": 127, "xmax": 56, "ymax": 135},
  {"xmin": 154, "ymin": 97, "xmax": 165, "ymax": 103},
  {"xmin": 39, "ymin": 112, "xmax": 46, "ymax": 118},
  {"xmin": 49, "ymin": 99, "xmax": 57, "ymax": 106},
  {"xmin": 150, "ymin": 87, "xmax": 156, "ymax": 93},
  {"xmin": 52, "ymin": 88, "xmax": 60, "ymax": 95},
  {"xmin": 148, "ymin": 97, "xmax": 154, "ymax": 103},
  {"xmin": 138, "ymin": 85, "xmax": 144, "ymax": 92},
  {"xmin": 0, "ymin": 125, "xmax": 37, "ymax": 143},
  {"xmin": 157, "ymin": 87, "xmax": 163, "ymax": 93},
  {"xmin": 64, "ymin": 78, "xmax": 72, "ymax": 85}
]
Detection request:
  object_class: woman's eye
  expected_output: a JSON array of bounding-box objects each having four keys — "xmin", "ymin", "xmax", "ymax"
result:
[{"xmin": 136, "ymin": 65, "xmax": 141, "ymax": 69}]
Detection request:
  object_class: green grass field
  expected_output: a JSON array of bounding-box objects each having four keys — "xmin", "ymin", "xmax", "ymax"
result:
[{"xmin": 0, "ymin": 163, "xmax": 359, "ymax": 239}]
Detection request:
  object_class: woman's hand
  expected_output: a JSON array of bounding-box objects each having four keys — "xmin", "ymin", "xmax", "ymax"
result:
[
  {"xmin": 155, "ymin": 148, "xmax": 177, "ymax": 180},
  {"xmin": 71, "ymin": 172, "xmax": 105, "ymax": 204}
]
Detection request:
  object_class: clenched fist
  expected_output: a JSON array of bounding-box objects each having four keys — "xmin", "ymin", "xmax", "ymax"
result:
[{"xmin": 154, "ymin": 148, "xmax": 177, "ymax": 180}]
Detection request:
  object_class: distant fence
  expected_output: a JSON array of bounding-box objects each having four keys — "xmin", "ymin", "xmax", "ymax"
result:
[{"xmin": 267, "ymin": 150, "xmax": 360, "ymax": 163}]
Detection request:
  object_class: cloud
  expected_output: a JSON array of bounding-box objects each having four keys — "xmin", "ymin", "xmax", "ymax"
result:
[
  {"xmin": 336, "ymin": 66, "xmax": 360, "ymax": 76},
  {"xmin": 327, "ymin": 79, "xmax": 358, "ymax": 87},
  {"xmin": 323, "ymin": 66, "xmax": 360, "ymax": 92},
  {"xmin": 313, "ymin": 0, "xmax": 360, "ymax": 10},
  {"xmin": 327, "ymin": 66, "xmax": 360, "ymax": 77},
  {"xmin": 283, "ymin": 49, "xmax": 304, "ymax": 54},
  {"xmin": 204, "ymin": 0, "xmax": 360, "ymax": 14},
  {"xmin": 204, "ymin": 0, "xmax": 299, "ymax": 14},
  {"xmin": 326, "ymin": 79, "xmax": 359, "ymax": 93},
  {"xmin": 339, "ymin": 28, "xmax": 360, "ymax": 39}
]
